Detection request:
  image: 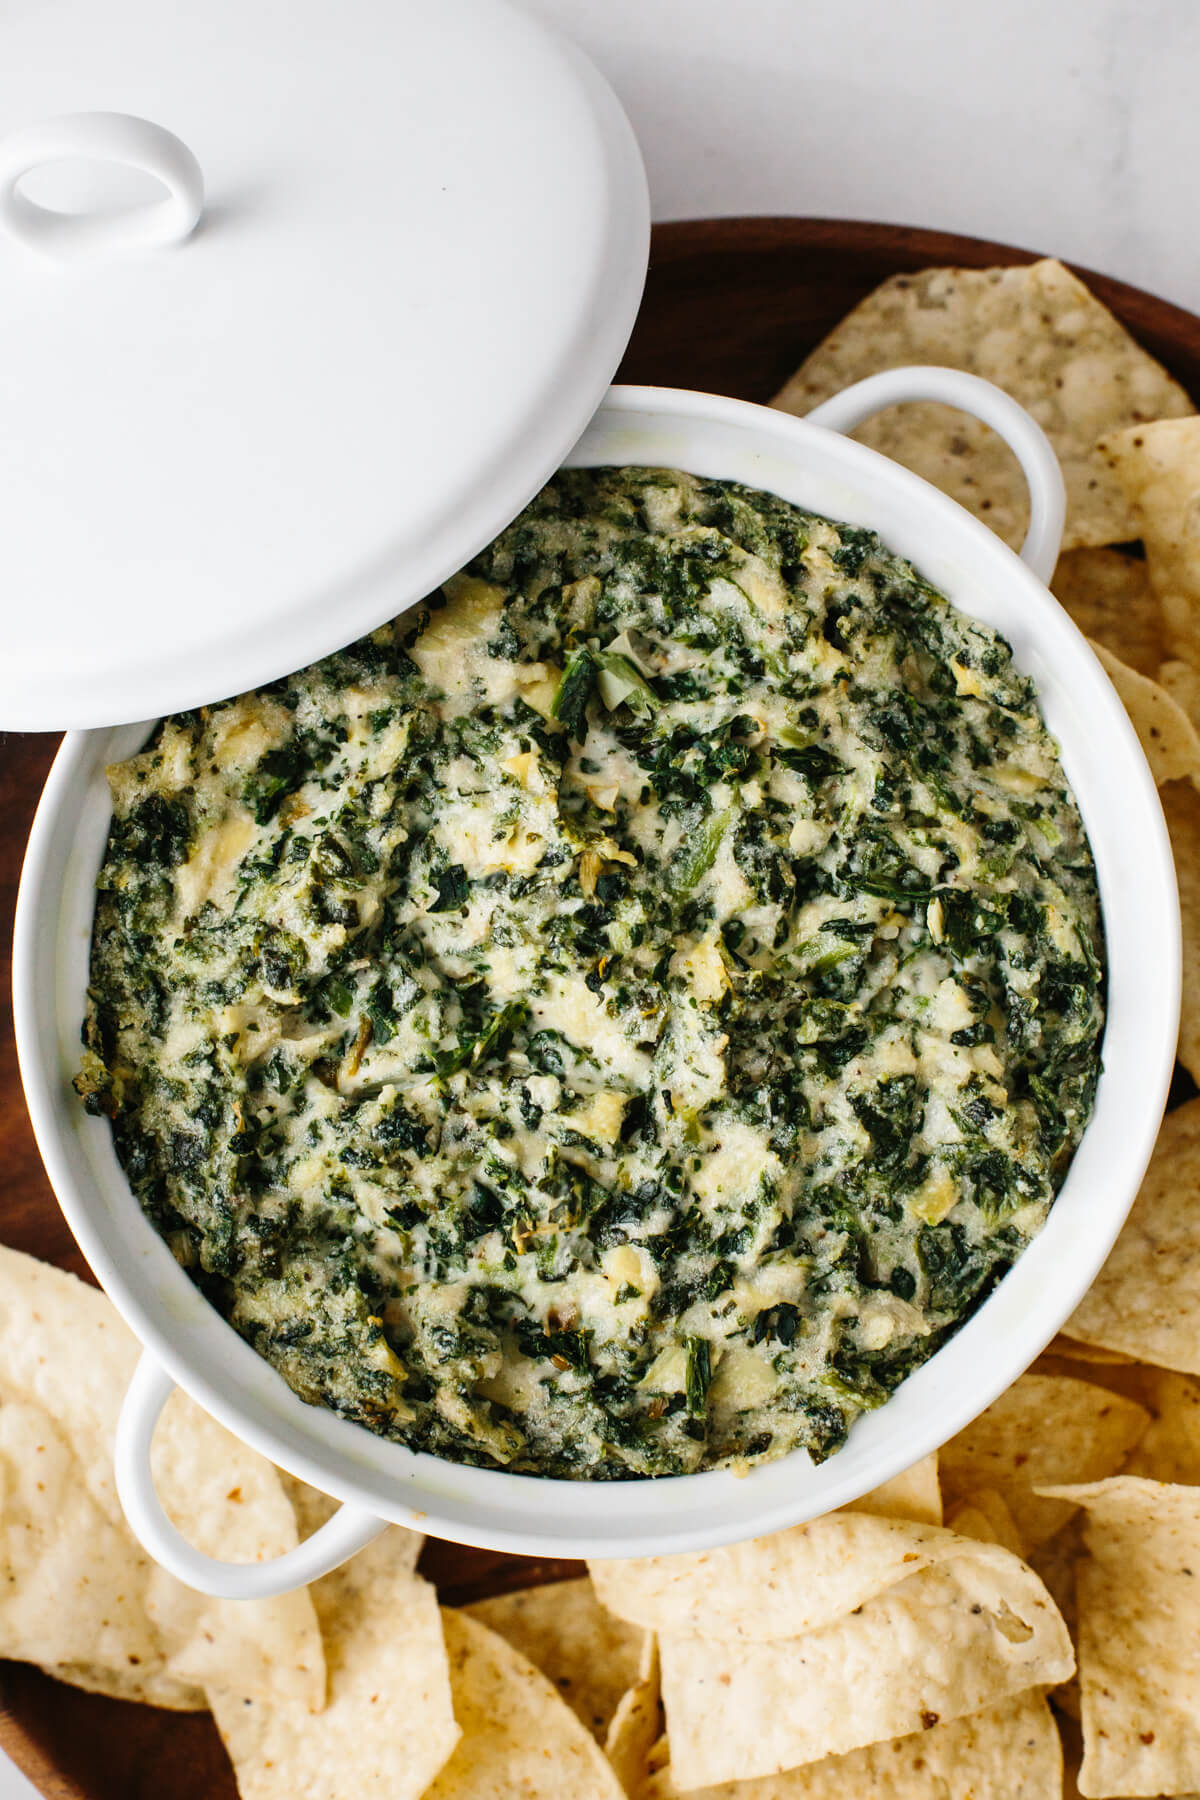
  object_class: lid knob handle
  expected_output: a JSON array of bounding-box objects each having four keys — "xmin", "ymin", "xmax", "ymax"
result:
[{"xmin": 0, "ymin": 111, "xmax": 204, "ymax": 263}]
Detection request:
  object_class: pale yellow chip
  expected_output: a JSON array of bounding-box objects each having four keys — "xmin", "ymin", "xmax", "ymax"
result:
[
  {"xmin": 1089, "ymin": 639, "xmax": 1200, "ymax": 784},
  {"xmin": 945, "ymin": 1489, "xmax": 1026, "ymax": 1558},
  {"xmin": 1116, "ymin": 1366, "xmax": 1200, "ymax": 1484},
  {"xmin": 641, "ymin": 1692, "xmax": 1062, "ymax": 1799},
  {"xmin": 939, "ymin": 1372, "xmax": 1149, "ymax": 1547},
  {"xmin": 466, "ymin": 1577, "xmax": 644, "ymax": 1744},
  {"xmin": 655, "ymin": 1539, "xmax": 1072, "ymax": 1790},
  {"xmin": 1162, "ymin": 780, "xmax": 1200, "ymax": 1081},
  {"xmin": 0, "ymin": 1247, "xmax": 323, "ymax": 1711},
  {"xmin": 772, "ymin": 260, "xmax": 1192, "ymax": 552},
  {"xmin": 425, "ymin": 1610, "xmax": 626, "ymax": 1800},
  {"xmin": 605, "ymin": 1632, "xmax": 663, "ymax": 1798},
  {"xmin": 1100, "ymin": 417, "xmax": 1200, "ymax": 670},
  {"xmin": 590, "ymin": 1512, "xmax": 957, "ymax": 1643},
  {"xmin": 1066, "ymin": 1096, "xmax": 1200, "ymax": 1367},
  {"xmin": 1052, "ymin": 547, "xmax": 1164, "ymax": 676},
  {"xmin": 842, "ymin": 1452, "xmax": 942, "ymax": 1525},
  {"xmin": 1035, "ymin": 1477, "xmax": 1200, "ymax": 1797},
  {"xmin": 210, "ymin": 1536, "xmax": 457, "ymax": 1800}
]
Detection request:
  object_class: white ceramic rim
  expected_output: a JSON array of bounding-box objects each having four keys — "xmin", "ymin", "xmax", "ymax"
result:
[{"xmin": 13, "ymin": 381, "xmax": 1180, "ymax": 1572}]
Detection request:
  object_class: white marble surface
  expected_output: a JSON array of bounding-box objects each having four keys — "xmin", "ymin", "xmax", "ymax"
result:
[
  {"xmin": 529, "ymin": 0, "xmax": 1200, "ymax": 315},
  {"xmin": 1, "ymin": 3, "xmax": 1194, "ymax": 1795}
]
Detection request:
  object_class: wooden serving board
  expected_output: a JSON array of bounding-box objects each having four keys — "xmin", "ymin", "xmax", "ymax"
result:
[{"xmin": 2, "ymin": 216, "xmax": 1199, "ymax": 1798}]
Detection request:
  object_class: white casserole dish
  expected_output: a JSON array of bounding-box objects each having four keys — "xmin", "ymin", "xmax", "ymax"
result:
[{"xmin": 13, "ymin": 374, "xmax": 1180, "ymax": 1596}]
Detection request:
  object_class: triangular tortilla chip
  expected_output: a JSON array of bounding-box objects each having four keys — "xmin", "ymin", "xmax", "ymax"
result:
[
  {"xmin": 641, "ymin": 1692, "xmax": 1061, "ymax": 1799},
  {"xmin": 425, "ymin": 1611, "xmax": 626, "ymax": 1800},
  {"xmin": 466, "ymin": 1577, "xmax": 644, "ymax": 1744},
  {"xmin": 656, "ymin": 1540, "xmax": 1072, "ymax": 1789},
  {"xmin": 772, "ymin": 260, "xmax": 1192, "ymax": 551},
  {"xmin": 939, "ymin": 1372, "xmax": 1149, "ymax": 1547},
  {"xmin": 1088, "ymin": 640, "xmax": 1200, "ymax": 784},
  {"xmin": 210, "ymin": 1536, "xmax": 457, "ymax": 1800},
  {"xmin": 1066, "ymin": 1096, "xmax": 1200, "ymax": 1367},
  {"xmin": 1052, "ymin": 547, "xmax": 1163, "ymax": 676},
  {"xmin": 1036, "ymin": 1477, "xmax": 1200, "ymax": 1797},
  {"xmin": 0, "ymin": 1247, "xmax": 323, "ymax": 1710},
  {"xmin": 590, "ymin": 1512, "xmax": 958, "ymax": 1642}
]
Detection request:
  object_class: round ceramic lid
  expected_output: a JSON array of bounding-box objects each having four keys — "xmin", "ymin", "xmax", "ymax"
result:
[{"xmin": 0, "ymin": 0, "xmax": 648, "ymax": 730}]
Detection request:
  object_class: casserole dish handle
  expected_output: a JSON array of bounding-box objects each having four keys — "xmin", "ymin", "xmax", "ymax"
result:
[
  {"xmin": 115, "ymin": 1352, "xmax": 388, "ymax": 1599},
  {"xmin": 806, "ymin": 366, "xmax": 1066, "ymax": 584}
]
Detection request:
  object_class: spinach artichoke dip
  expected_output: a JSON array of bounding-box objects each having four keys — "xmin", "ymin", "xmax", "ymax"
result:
[{"xmin": 79, "ymin": 468, "xmax": 1105, "ymax": 1479}]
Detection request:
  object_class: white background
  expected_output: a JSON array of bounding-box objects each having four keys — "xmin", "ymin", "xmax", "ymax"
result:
[
  {"xmin": 531, "ymin": 0, "xmax": 1200, "ymax": 313},
  {"xmin": 1, "ymin": 1, "xmax": 1195, "ymax": 1793}
]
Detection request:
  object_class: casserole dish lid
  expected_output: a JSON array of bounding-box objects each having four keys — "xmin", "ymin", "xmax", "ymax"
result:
[{"xmin": 0, "ymin": 0, "xmax": 649, "ymax": 731}]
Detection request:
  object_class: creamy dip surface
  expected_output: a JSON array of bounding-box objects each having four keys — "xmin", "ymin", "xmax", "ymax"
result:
[{"xmin": 80, "ymin": 469, "xmax": 1105, "ymax": 1478}]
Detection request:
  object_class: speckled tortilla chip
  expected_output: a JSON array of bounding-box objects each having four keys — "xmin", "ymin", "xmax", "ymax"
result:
[
  {"xmin": 1035, "ymin": 1478, "xmax": 1200, "ymax": 1797},
  {"xmin": 466, "ymin": 1577, "xmax": 645, "ymax": 1744},
  {"xmin": 1100, "ymin": 418, "xmax": 1200, "ymax": 669},
  {"xmin": 1067, "ymin": 1097, "xmax": 1200, "ymax": 1365},
  {"xmin": 1051, "ymin": 547, "xmax": 1164, "ymax": 676},
  {"xmin": 424, "ymin": 1611, "xmax": 626, "ymax": 1800},
  {"xmin": 771, "ymin": 260, "xmax": 1192, "ymax": 552},
  {"xmin": 210, "ymin": 1538, "xmax": 458, "ymax": 1800},
  {"xmin": 641, "ymin": 1692, "xmax": 1062, "ymax": 1799},
  {"xmin": 590, "ymin": 1512, "xmax": 959, "ymax": 1642},
  {"xmin": 0, "ymin": 1247, "xmax": 323, "ymax": 1712},
  {"xmin": 1162, "ymin": 780, "xmax": 1200, "ymax": 1081},
  {"xmin": 1089, "ymin": 640, "xmax": 1200, "ymax": 784},
  {"xmin": 939, "ymin": 1372, "xmax": 1149, "ymax": 1547},
  {"xmin": 655, "ymin": 1540, "xmax": 1072, "ymax": 1789}
]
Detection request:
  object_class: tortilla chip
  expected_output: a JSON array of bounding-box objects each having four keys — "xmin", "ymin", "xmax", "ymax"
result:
[
  {"xmin": 1099, "ymin": 418, "xmax": 1200, "ymax": 669},
  {"xmin": 1089, "ymin": 639, "xmax": 1200, "ymax": 784},
  {"xmin": 641, "ymin": 1692, "xmax": 1061, "ymax": 1799},
  {"xmin": 939, "ymin": 1373, "xmax": 1149, "ymax": 1547},
  {"xmin": 843, "ymin": 1453, "xmax": 942, "ymax": 1525},
  {"xmin": 1035, "ymin": 1477, "xmax": 1200, "ymax": 1797},
  {"xmin": 1120, "ymin": 1367, "xmax": 1200, "ymax": 1483},
  {"xmin": 946, "ymin": 1489, "xmax": 1026, "ymax": 1558},
  {"xmin": 0, "ymin": 1393, "xmax": 203, "ymax": 1709},
  {"xmin": 1051, "ymin": 547, "xmax": 1164, "ymax": 676},
  {"xmin": 1162, "ymin": 779, "xmax": 1200, "ymax": 1081},
  {"xmin": 772, "ymin": 260, "xmax": 1192, "ymax": 552},
  {"xmin": 35, "ymin": 1658, "xmax": 203, "ymax": 1709},
  {"xmin": 210, "ymin": 1537, "xmax": 458, "ymax": 1800},
  {"xmin": 1162, "ymin": 657, "xmax": 1200, "ymax": 734},
  {"xmin": 0, "ymin": 1247, "xmax": 323, "ymax": 1710},
  {"xmin": 605, "ymin": 1633, "xmax": 663, "ymax": 1798},
  {"xmin": 425, "ymin": 1610, "xmax": 626, "ymax": 1800},
  {"xmin": 1066, "ymin": 1096, "xmax": 1200, "ymax": 1368},
  {"xmin": 590, "ymin": 1512, "xmax": 958, "ymax": 1642},
  {"xmin": 656, "ymin": 1540, "xmax": 1072, "ymax": 1789},
  {"xmin": 466, "ymin": 1577, "xmax": 644, "ymax": 1743}
]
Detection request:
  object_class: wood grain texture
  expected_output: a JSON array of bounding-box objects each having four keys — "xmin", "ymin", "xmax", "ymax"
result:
[{"xmin": 0, "ymin": 216, "xmax": 1195, "ymax": 1797}]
